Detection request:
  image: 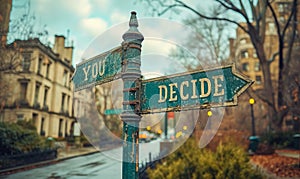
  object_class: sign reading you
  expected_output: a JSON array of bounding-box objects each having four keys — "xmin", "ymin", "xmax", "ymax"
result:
[
  {"xmin": 72, "ymin": 46, "xmax": 123, "ymax": 91},
  {"xmin": 140, "ymin": 65, "xmax": 252, "ymax": 114}
]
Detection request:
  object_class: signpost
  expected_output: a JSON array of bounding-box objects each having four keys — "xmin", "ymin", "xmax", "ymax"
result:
[
  {"xmin": 140, "ymin": 65, "xmax": 252, "ymax": 114},
  {"xmin": 72, "ymin": 12, "xmax": 253, "ymax": 179}
]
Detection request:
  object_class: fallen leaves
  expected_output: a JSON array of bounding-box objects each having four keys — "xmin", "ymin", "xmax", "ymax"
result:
[{"xmin": 251, "ymin": 152, "xmax": 300, "ymax": 178}]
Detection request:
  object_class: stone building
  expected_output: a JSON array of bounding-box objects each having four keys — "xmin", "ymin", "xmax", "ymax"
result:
[
  {"xmin": 1, "ymin": 36, "xmax": 76, "ymax": 138},
  {"xmin": 230, "ymin": 0, "xmax": 300, "ymax": 92},
  {"xmin": 0, "ymin": 0, "xmax": 77, "ymax": 138},
  {"xmin": 229, "ymin": 0, "xmax": 300, "ymax": 132}
]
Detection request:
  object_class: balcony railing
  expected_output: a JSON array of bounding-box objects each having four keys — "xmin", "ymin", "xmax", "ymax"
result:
[
  {"xmin": 42, "ymin": 105, "xmax": 49, "ymax": 111},
  {"xmin": 33, "ymin": 102, "xmax": 41, "ymax": 109},
  {"xmin": 13, "ymin": 99, "xmax": 29, "ymax": 108}
]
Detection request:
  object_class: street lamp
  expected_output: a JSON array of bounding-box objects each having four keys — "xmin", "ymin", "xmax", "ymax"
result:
[{"xmin": 249, "ymin": 98, "xmax": 256, "ymax": 136}]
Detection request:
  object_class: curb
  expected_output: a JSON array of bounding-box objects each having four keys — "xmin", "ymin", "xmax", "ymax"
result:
[
  {"xmin": 0, "ymin": 150, "xmax": 99, "ymax": 176},
  {"xmin": 276, "ymin": 151, "xmax": 300, "ymax": 159}
]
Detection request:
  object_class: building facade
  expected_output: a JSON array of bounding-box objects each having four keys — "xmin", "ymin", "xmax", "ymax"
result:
[
  {"xmin": 1, "ymin": 36, "xmax": 76, "ymax": 138},
  {"xmin": 229, "ymin": 0, "xmax": 300, "ymax": 131},
  {"xmin": 230, "ymin": 0, "xmax": 300, "ymax": 90}
]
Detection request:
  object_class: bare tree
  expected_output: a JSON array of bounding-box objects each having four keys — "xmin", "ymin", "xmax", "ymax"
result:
[
  {"xmin": 0, "ymin": 42, "xmax": 22, "ymax": 115},
  {"xmin": 95, "ymin": 83, "xmax": 122, "ymax": 137},
  {"xmin": 168, "ymin": 6, "xmax": 231, "ymax": 71},
  {"xmin": 8, "ymin": 0, "xmax": 49, "ymax": 44},
  {"xmin": 0, "ymin": 0, "xmax": 49, "ymax": 116},
  {"xmin": 137, "ymin": 0, "xmax": 299, "ymax": 130}
]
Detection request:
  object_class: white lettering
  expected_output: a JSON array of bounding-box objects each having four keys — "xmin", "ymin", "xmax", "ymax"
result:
[
  {"xmin": 213, "ymin": 75, "xmax": 225, "ymax": 96},
  {"xmin": 83, "ymin": 65, "xmax": 91, "ymax": 81},
  {"xmin": 92, "ymin": 63, "xmax": 98, "ymax": 78},
  {"xmin": 180, "ymin": 81, "xmax": 189, "ymax": 100},
  {"xmin": 158, "ymin": 85, "xmax": 168, "ymax": 103},
  {"xmin": 169, "ymin": 83, "xmax": 178, "ymax": 102},
  {"xmin": 99, "ymin": 60, "xmax": 105, "ymax": 76},
  {"xmin": 199, "ymin": 78, "xmax": 211, "ymax": 98}
]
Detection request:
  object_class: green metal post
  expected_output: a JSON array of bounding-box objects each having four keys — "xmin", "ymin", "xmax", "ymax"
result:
[
  {"xmin": 164, "ymin": 113, "xmax": 168, "ymax": 139},
  {"xmin": 121, "ymin": 11, "xmax": 144, "ymax": 179},
  {"xmin": 250, "ymin": 103, "xmax": 256, "ymax": 136}
]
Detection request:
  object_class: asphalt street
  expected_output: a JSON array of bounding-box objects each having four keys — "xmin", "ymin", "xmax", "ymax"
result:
[{"xmin": 2, "ymin": 140, "xmax": 160, "ymax": 179}]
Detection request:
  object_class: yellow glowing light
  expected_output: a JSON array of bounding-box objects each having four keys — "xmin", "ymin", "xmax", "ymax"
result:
[
  {"xmin": 183, "ymin": 126, "xmax": 187, "ymax": 130},
  {"xmin": 207, "ymin": 110, "xmax": 213, "ymax": 117},
  {"xmin": 146, "ymin": 126, "xmax": 151, "ymax": 131},
  {"xmin": 176, "ymin": 131, "xmax": 182, "ymax": 138},
  {"xmin": 249, "ymin": 98, "xmax": 255, "ymax": 105}
]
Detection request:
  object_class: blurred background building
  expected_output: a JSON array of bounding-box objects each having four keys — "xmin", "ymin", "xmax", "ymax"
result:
[{"xmin": 0, "ymin": 0, "xmax": 76, "ymax": 138}]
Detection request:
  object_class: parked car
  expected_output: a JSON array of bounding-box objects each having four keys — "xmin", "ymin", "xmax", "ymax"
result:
[{"xmin": 139, "ymin": 131, "xmax": 151, "ymax": 143}]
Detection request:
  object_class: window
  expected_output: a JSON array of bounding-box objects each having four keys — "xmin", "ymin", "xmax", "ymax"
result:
[
  {"xmin": 241, "ymin": 50, "xmax": 249, "ymax": 58},
  {"xmin": 34, "ymin": 82, "xmax": 41, "ymax": 105},
  {"xmin": 63, "ymin": 70, "xmax": 68, "ymax": 86},
  {"xmin": 253, "ymin": 50, "xmax": 257, "ymax": 58},
  {"xmin": 255, "ymin": 76, "xmax": 262, "ymax": 85},
  {"xmin": 242, "ymin": 63, "xmax": 249, "ymax": 72},
  {"xmin": 22, "ymin": 53, "xmax": 31, "ymax": 71},
  {"xmin": 278, "ymin": 4, "xmax": 284, "ymax": 12},
  {"xmin": 254, "ymin": 62, "xmax": 261, "ymax": 71},
  {"xmin": 65, "ymin": 121, "xmax": 68, "ymax": 136},
  {"xmin": 59, "ymin": 119, "xmax": 63, "ymax": 137},
  {"xmin": 32, "ymin": 113, "xmax": 38, "ymax": 123},
  {"xmin": 268, "ymin": 23, "xmax": 276, "ymax": 35},
  {"xmin": 284, "ymin": 3, "xmax": 290, "ymax": 10},
  {"xmin": 46, "ymin": 63, "xmax": 51, "ymax": 78},
  {"xmin": 20, "ymin": 82, "xmax": 28, "ymax": 100},
  {"xmin": 61, "ymin": 93, "xmax": 66, "ymax": 112},
  {"xmin": 40, "ymin": 118, "xmax": 45, "ymax": 136},
  {"xmin": 43, "ymin": 87, "xmax": 49, "ymax": 108},
  {"xmin": 37, "ymin": 56, "xmax": 43, "ymax": 75},
  {"xmin": 67, "ymin": 95, "xmax": 70, "ymax": 114},
  {"xmin": 17, "ymin": 114, "xmax": 24, "ymax": 121},
  {"xmin": 279, "ymin": 16, "xmax": 285, "ymax": 23}
]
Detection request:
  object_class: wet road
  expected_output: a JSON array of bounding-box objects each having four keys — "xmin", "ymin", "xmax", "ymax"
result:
[{"xmin": 3, "ymin": 140, "xmax": 160, "ymax": 179}]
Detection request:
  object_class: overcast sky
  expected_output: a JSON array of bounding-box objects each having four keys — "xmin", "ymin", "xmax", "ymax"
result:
[{"xmin": 10, "ymin": 0, "xmax": 215, "ymax": 76}]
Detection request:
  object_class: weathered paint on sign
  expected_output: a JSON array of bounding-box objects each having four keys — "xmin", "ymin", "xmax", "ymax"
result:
[
  {"xmin": 140, "ymin": 65, "xmax": 253, "ymax": 114},
  {"xmin": 72, "ymin": 46, "xmax": 123, "ymax": 91}
]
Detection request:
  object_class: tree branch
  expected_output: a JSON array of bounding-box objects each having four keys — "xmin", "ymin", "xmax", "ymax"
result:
[
  {"xmin": 247, "ymin": 86, "xmax": 276, "ymax": 112},
  {"xmin": 283, "ymin": 0, "xmax": 298, "ymax": 66},
  {"xmin": 172, "ymin": 0, "xmax": 249, "ymax": 33},
  {"xmin": 267, "ymin": 52, "xmax": 279, "ymax": 64},
  {"xmin": 248, "ymin": 0, "xmax": 257, "ymax": 22}
]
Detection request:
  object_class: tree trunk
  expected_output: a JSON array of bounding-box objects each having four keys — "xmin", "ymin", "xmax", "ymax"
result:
[{"xmin": 261, "ymin": 61, "xmax": 279, "ymax": 130}]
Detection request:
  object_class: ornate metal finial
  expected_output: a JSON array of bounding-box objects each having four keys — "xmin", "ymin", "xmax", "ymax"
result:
[
  {"xmin": 129, "ymin": 11, "xmax": 138, "ymax": 27},
  {"xmin": 122, "ymin": 11, "xmax": 144, "ymax": 44}
]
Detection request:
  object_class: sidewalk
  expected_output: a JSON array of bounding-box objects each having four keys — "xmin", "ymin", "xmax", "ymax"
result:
[
  {"xmin": 57, "ymin": 146, "xmax": 99, "ymax": 160},
  {"xmin": 276, "ymin": 149, "xmax": 300, "ymax": 159},
  {"xmin": 0, "ymin": 146, "xmax": 99, "ymax": 175}
]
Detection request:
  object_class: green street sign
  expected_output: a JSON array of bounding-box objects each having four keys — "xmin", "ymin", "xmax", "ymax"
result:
[
  {"xmin": 72, "ymin": 46, "xmax": 123, "ymax": 91},
  {"xmin": 140, "ymin": 65, "xmax": 253, "ymax": 114},
  {"xmin": 104, "ymin": 109, "xmax": 122, "ymax": 115}
]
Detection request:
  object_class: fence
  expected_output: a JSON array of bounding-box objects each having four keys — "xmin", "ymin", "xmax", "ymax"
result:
[
  {"xmin": 0, "ymin": 149, "xmax": 57, "ymax": 170},
  {"xmin": 139, "ymin": 152, "xmax": 162, "ymax": 179}
]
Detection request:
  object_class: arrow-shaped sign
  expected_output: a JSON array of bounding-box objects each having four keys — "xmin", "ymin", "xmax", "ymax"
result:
[
  {"xmin": 140, "ymin": 65, "xmax": 253, "ymax": 114},
  {"xmin": 72, "ymin": 46, "xmax": 123, "ymax": 91}
]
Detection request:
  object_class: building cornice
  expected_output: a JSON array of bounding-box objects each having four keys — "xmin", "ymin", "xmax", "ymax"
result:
[{"xmin": 13, "ymin": 38, "xmax": 75, "ymax": 72}]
